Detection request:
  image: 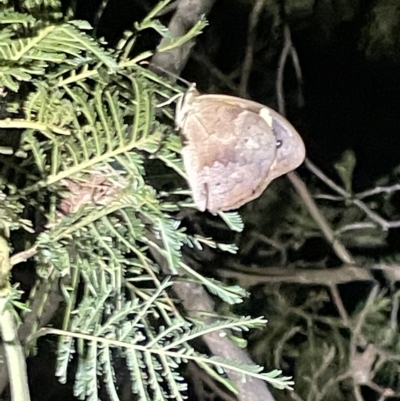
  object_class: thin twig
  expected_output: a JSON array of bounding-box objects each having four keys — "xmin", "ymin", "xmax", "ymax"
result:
[
  {"xmin": 289, "ymin": 46, "xmax": 304, "ymax": 107},
  {"xmin": 290, "ymin": 392, "xmax": 306, "ymax": 401},
  {"xmin": 357, "ymin": 184, "xmax": 400, "ymax": 199},
  {"xmin": 275, "ymin": 24, "xmax": 354, "ymax": 265},
  {"xmin": 317, "ymin": 371, "xmax": 352, "ymax": 401},
  {"xmin": 239, "ymin": 0, "xmax": 267, "ymax": 97},
  {"xmin": 218, "ymin": 264, "xmax": 372, "ymax": 288},
  {"xmin": 274, "ymin": 326, "xmax": 302, "ymax": 368},
  {"xmin": 350, "ymin": 284, "xmax": 379, "ymax": 360},
  {"xmin": 353, "ymin": 384, "xmax": 364, "ymax": 401},
  {"xmin": 9, "ymin": 245, "xmax": 37, "ymax": 267},
  {"xmin": 288, "ymin": 172, "xmax": 355, "ymax": 264},
  {"xmin": 276, "ymin": 24, "xmax": 292, "ymax": 115},
  {"xmin": 390, "ymin": 291, "xmax": 399, "ymax": 331},
  {"xmin": 306, "ymin": 159, "xmax": 400, "ymax": 230},
  {"xmin": 335, "ymin": 222, "xmax": 377, "ymax": 234},
  {"xmin": 329, "ymin": 284, "xmax": 350, "ymax": 326},
  {"xmin": 187, "ymin": 362, "xmax": 237, "ymax": 401},
  {"xmin": 191, "ymin": 51, "xmax": 239, "ymax": 92},
  {"xmin": 92, "ymin": 0, "xmax": 110, "ymax": 36},
  {"xmin": 317, "ymin": 183, "xmax": 400, "ymax": 201}
]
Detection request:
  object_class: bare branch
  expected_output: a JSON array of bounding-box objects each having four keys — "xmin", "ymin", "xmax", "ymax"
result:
[
  {"xmin": 306, "ymin": 159, "xmax": 400, "ymax": 230},
  {"xmin": 151, "ymin": 0, "xmax": 216, "ymax": 77},
  {"xmin": 275, "ymin": 23, "xmax": 354, "ymax": 265},
  {"xmin": 173, "ymin": 280, "xmax": 277, "ymax": 401},
  {"xmin": 239, "ymin": 0, "xmax": 267, "ymax": 97},
  {"xmin": 217, "ymin": 264, "xmax": 373, "ymax": 288}
]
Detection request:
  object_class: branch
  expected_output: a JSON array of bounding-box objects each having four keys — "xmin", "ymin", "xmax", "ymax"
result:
[
  {"xmin": 287, "ymin": 171, "xmax": 355, "ymax": 265},
  {"xmin": 275, "ymin": 23, "xmax": 355, "ymax": 265},
  {"xmin": 0, "ymin": 278, "xmax": 63, "ymax": 395},
  {"xmin": 306, "ymin": 159, "xmax": 400, "ymax": 230},
  {"xmin": 0, "ymin": 299, "xmax": 30, "ymax": 401},
  {"xmin": 0, "ymin": 236, "xmax": 30, "ymax": 401},
  {"xmin": 217, "ymin": 264, "xmax": 373, "ymax": 288},
  {"xmin": 151, "ymin": 0, "xmax": 216, "ymax": 77},
  {"xmin": 239, "ymin": 0, "xmax": 267, "ymax": 97},
  {"xmin": 173, "ymin": 280, "xmax": 277, "ymax": 401}
]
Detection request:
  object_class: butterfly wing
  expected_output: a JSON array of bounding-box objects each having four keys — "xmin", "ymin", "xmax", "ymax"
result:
[
  {"xmin": 262, "ymin": 107, "xmax": 305, "ymax": 181},
  {"xmin": 180, "ymin": 96, "xmax": 277, "ymax": 212},
  {"xmin": 201, "ymin": 94, "xmax": 306, "ymax": 181}
]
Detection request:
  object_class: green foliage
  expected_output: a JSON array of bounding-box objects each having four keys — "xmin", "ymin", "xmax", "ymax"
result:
[
  {"xmin": 334, "ymin": 149, "xmax": 356, "ymax": 193},
  {"xmin": 0, "ymin": 12, "xmax": 116, "ymax": 92},
  {"xmin": 0, "ymin": 1, "xmax": 292, "ymax": 400},
  {"xmin": 361, "ymin": 0, "xmax": 400, "ymax": 59}
]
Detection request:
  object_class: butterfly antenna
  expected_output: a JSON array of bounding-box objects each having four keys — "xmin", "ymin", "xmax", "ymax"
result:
[{"xmin": 139, "ymin": 61, "xmax": 192, "ymax": 87}]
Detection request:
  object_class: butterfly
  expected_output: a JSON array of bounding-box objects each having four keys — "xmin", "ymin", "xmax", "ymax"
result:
[{"xmin": 175, "ymin": 85, "xmax": 305, "ymax": 212}]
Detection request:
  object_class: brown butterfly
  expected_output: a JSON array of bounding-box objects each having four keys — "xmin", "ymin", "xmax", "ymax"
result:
[{"xmin": 175, "ymin": 85, "xmax": 305, "ymax": 212}]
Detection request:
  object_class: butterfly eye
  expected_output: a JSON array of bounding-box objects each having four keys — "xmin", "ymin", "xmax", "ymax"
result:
[{"xmin": 276, "ymin": 140, "xmax": 283, "ymax": 148}]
